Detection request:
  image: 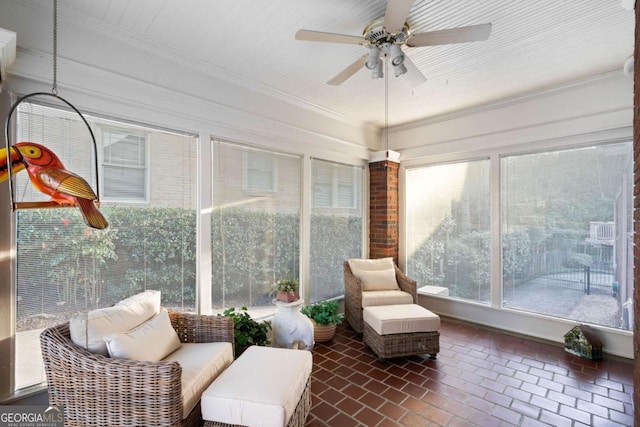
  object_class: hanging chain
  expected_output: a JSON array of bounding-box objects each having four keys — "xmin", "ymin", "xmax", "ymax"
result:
[{"xmin": 52, "ymin": 0, "xmax": 58, "ymax": 95}]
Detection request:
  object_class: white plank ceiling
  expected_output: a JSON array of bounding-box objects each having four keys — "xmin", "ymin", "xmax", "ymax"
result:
[{"xmin": 19, "ymin": 0, "xmax": 636, "ymax": 128}]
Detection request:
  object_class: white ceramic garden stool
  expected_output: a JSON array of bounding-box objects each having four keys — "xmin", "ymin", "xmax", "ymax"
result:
[{"xmin": 271, "ymin": 299, "xmax": 314, "ymax": 350}]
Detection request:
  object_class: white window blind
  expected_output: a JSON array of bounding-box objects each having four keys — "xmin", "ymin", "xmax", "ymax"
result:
[
  {"xmin": 309, "ymin": 158, "xmax": 363, "ymax": 302},
  {"xmin": 405, "ymin": 159, "xmax": 491, "ymax": 304},
  {"xmin": 212, "ymin": 141, "xmax": 300, "ymax": 313}
]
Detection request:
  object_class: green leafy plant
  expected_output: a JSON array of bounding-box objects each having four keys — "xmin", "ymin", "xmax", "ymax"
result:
[
  {"xmin": 271, "ymin": 279, "xmax": 299, "ymax": 295},
  {"xmin": 220, "ymin": 306, "xmax": 271, "ymax": 357},
  {"xmin": 300, "ymin": 300, "xmax": 344, "ymax": 325}
]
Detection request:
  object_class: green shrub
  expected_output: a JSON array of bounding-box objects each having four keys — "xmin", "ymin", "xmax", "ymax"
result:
[
  {"xmin": 301, "ymin": 300, "xmax": 344, "ymax": 325},
  {"xmin": 220, "ymin": 306, "xmax": 271, "ymax": 357}
]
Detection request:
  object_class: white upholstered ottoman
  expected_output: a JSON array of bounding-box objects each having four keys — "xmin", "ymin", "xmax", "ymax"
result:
[
  {"xmin": 363, "ymin": 304, "xmax": 440, "ymax": 360},
  {"xmin": 202, "ymin": 345, "xmax": 312, "ymax": 427}
]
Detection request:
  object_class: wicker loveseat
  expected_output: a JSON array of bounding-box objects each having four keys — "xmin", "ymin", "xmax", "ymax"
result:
[
  {"xmin": 344, "ymin": 259, "xmax": 417, "ymax": 333},
  {"xmin": 40, "ymin": 310, "xmax": 234, "ymax": 427}
]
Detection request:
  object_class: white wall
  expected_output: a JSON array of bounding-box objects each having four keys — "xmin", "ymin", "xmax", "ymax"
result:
[
  {"xmin": 0, "ymin": 0, "xmax": 377, "ymax": 164},
  {"xmin": 389, "ymin": 71, "xmax": 632, "ymax": 157},
  {"xmin": 392, "ymin": 71, "xmax": 634, "ymax": 358}
]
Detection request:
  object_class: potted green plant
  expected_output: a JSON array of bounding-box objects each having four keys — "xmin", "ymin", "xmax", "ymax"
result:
[
  {"xmin": 220, "ymin": 306, "xmax": 272, "ymax": 358},
  {"xmin": 271, "ymin": 279, "xmax": 300, "ymax": 303},
  {"xmin": 300, "ymin": 300, "xmax": 344, "ymax": 342}
]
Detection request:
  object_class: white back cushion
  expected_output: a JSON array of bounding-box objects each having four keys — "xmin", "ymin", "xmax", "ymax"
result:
[
  {"xmin": 69, "ymin": 290, "xmax": 161, "ymax": 356},
  {"xmin": 348, "ymin": 258, "xmax": 399, "ymax": 291},
  {"xmin": 104, "ymin": 308, "xmax": 182, "ymax": 361}
]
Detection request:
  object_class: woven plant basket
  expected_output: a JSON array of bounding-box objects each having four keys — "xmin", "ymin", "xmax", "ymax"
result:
[{"xmin": 313, "ymin": 322, "xmax": 337, "ymax": 342}]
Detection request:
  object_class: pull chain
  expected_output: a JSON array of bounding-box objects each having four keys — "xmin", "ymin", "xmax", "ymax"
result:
[
  {"xmin": 52, "ymin": 0, "xmax": 58, "ymax": 95},
  {"xmin": 384, "ymin": 57, "xmax": 389, "ymax": 152}
]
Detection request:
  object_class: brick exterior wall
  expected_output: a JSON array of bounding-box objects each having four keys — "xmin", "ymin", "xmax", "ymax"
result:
[
  {"xmin": 634, "ymin": 4, "xmax": 639, "ymax": 424},
  {"xmin": 369, "ymin": 160, "xmax": 399, "ymax": 264}
]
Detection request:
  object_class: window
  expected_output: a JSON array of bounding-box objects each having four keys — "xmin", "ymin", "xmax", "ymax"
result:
[
  {"xmin": 501, "ymin": 143, "xmax": 633, "ymax": 330},
  {"xmin": 313, "ymin": 160, "xmax": 358, "ymax": 209},
  {"xmin": 243, "ymin": 150, "xmax": 277, "ymax": 193},
  {"xmin": 13, "ymin": 102, "xmax": 197, "ymax": 392},
  {"xmin": 101, "ymin": 128, "xmax": 148, "ymax": 202},
  {"xmin": 212, "ymin": 141, "xmax": 300, "ymax": 315},
  {"xmin": 310, "ymin": 159, "xmax": 363, "ymax": 302},
  {"xmin": 405, "ymin": 160, "xmax": 491, "ymax": 303}
]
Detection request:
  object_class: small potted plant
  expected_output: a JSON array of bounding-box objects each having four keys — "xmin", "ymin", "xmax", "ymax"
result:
[
  {"xmin": 271, "ymin": 279, "xmax": 300, "ymax": 303},
  {"xmin": 220, "ymin": 306, "xmax": 272, "ymax": 358},
  {"xmin": 301, "ymin": 300, "xmax": 344, "ymax": 342}
]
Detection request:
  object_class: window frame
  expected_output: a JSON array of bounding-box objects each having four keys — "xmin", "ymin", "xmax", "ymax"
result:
[
  {"xmin": 400, "ymin": 138, "xmax": 634, "ymax": 334},
  {"xmin": 100, "ymin": 125, "xmax": 150, "ymax": 204},
  {"xmin": 312, "ymin": 160, "xmax": 359, "ymax": 210}
]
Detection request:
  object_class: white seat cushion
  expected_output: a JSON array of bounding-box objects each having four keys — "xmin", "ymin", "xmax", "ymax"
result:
[
  {"xmin": 201, "ymin": 346, "xmax": 312, "ymax": 427},
  {"xmin": 363, "ymin": 304, "xmax": 440, "ymax": 335},
  {"xmin": 163, "ymin": 342, "xmax": 234, "ymax": 419},
  {"xmin": 362, "ymin": 290, "xmax": 413, "ymax": 307},
  {"xmin": 69, "ymin": 290, "xmax": 161, "ymax": 355}
]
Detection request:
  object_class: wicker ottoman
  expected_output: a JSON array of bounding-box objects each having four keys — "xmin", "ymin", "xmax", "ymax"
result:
[
  {"xmin": 363, "ymin": 304, "xmax": 440, "ymax": 360},
  {"xmin": 202, "ymin": 346, "xmax": 312, "ymax": 427}
]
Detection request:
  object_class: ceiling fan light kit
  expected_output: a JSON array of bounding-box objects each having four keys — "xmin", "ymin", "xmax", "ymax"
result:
[
  {"xmin": 294, "ymin": 0, "xmax": 492, "ymax": 87},
  {"xmin": 365, "ymin": 46, "xmax": 381, "ymax": 69},
  {"xmin": 388, "ymin": 43, "xmax": 405, "ymax": 66}
]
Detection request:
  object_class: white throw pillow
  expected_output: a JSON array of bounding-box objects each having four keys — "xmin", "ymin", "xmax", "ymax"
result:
[
  {"xmin": 104, "ymin": 308, "xmax": 182, "ymax": 361},
  {"xmin": 69, "ymin": 290, "xmax": 161, "ymax": 356},
  {"xmin": 348, "ymin": 258, "xmax": 399, "ymax": 291}
]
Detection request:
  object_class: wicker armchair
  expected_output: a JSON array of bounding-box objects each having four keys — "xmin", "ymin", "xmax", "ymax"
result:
[
  {"xmin": 40, "ymin": 311, "xmax": 234, "ymax": 427},
  {"xmin": 344, "ymin": 261, "xmax": 417, "ymax": 334}
]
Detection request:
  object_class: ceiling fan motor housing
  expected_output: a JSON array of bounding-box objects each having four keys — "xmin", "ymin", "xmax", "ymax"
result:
[{"xmin": 363, "ymin": 17, "xmax": 411, "ymax": 47}]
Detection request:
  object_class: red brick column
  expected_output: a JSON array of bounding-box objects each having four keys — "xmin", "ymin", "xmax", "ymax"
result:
[
  {"xmin": 633, "ymin": 3, "xmax": 640, "ymax": 425},
  {"xmin": 369, "ymin": 160, "xmax": 399, "ymax": 263}
]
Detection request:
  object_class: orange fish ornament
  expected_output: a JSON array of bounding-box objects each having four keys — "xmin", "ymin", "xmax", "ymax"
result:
[{"xmin": 0, "ymin": 142, "xmax": 108, "ymax": 229}]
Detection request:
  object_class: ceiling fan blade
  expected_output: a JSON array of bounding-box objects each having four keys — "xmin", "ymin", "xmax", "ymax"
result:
[
  {"xmin": 295, "ymin": 29, "xmax": 365, "ymax": 45},
  {"xmin": 383, "ymin": 0, "xmax": 414, "ymax": 34},
  {"xmin": 403, "ymin": 55, "xmax": 427, "ymax": 87},
  {"xmin": 407, "ymin": 23, "xmax": 492, "ymax": 47},
  {"xmin": 327, "ymin": 55, "xmax": 368, "ymax": 86}
]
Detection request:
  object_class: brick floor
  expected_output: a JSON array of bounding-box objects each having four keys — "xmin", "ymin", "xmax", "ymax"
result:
[{"xmin": 306, "ymin": 319, "xmax": 634, "ymax": 426}]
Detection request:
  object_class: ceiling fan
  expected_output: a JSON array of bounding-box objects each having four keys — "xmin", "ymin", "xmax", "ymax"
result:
[{"xmin": 295, "ymin": 0, "xmax": 491, "ymax": 87}]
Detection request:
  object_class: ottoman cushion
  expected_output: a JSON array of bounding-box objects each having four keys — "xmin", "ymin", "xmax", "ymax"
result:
[
  {"xmin": 202, "ymin": 346, "xmax": 312, "ymax": 427},
  {"xmin": 363, "ymin": 304, "xmax": 440, "ymax": 335}
]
